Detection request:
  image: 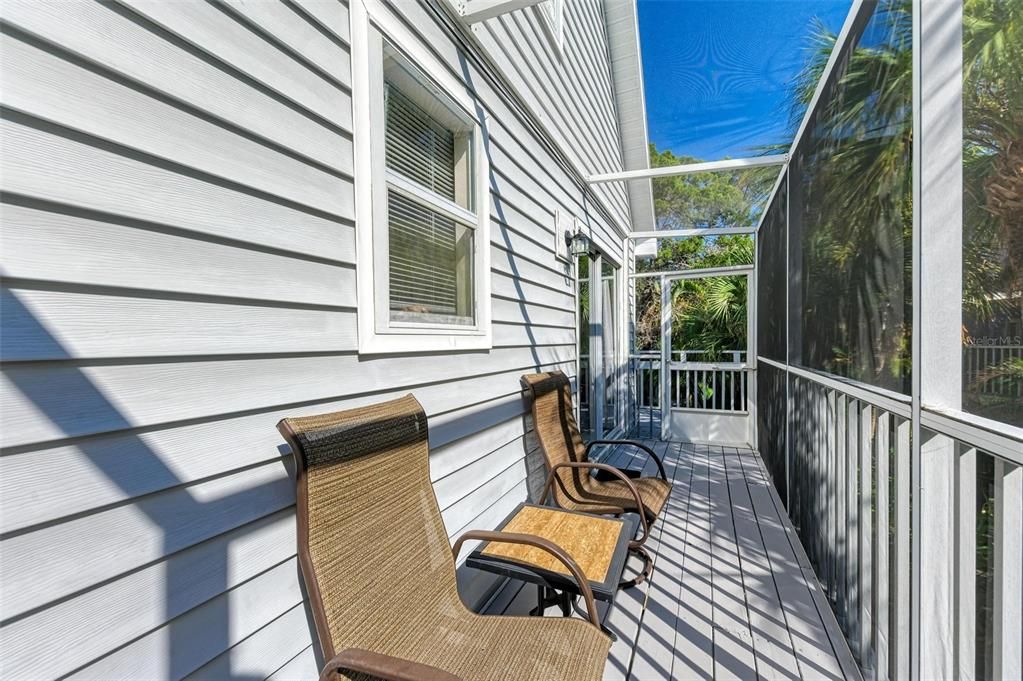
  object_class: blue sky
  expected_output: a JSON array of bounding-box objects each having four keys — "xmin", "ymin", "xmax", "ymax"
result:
[{"xmin": 638, "ymin": 0, "xmax": 851, "ymax": 161}]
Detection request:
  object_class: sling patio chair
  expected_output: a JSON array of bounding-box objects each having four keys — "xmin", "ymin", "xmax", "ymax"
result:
[
  {"xmin": 277, "ymin": 394, "xmax": 611, "ymax": 681},
  {"xmin": 521, "ymin": 371, "xmax": 672, "ymax": 587}
]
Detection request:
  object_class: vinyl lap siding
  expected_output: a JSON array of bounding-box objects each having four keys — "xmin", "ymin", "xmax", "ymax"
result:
[
  {"xmin": 474, "ymin": 0, "xmax": 632, "ymax": 248},
  {"xmin": 0, "ymin": 1, "xmax": 622, "ymax": 680}
]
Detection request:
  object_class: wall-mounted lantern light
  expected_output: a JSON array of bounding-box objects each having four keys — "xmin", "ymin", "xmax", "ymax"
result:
[{"xmin": 568, "ymin": 230, "xmax": 591, "ymax": 257}]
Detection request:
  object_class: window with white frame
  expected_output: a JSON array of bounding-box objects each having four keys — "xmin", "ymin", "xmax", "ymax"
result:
[{"xmin": 352, "ymin": 0, "xmax": 491, "ymax": 353}]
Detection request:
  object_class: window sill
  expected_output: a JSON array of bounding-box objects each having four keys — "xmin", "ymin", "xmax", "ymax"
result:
[{"xmin": 357, "ymin": 330, "xmax": 492, "ymax": 355}]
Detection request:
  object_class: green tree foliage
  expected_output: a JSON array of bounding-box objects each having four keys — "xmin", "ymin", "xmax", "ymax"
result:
[
  {"xmin": 634, "ymin": 144, "xmax": 765, "ymax": 355},
  {"xmin": 634, "ymin": 236, "xmax": 753, "ymax": 356},
  {"xmin": 963, "ymin": 0, "xmax": 1023, "ymax": 319},
  {"xmin": 649, "ymin": 145, "xmax": 774, "ymax": 230}
]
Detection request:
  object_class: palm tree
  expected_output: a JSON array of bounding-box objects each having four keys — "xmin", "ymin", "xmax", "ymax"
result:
[
  {"xmin": 786, "ymin": 0, "xmax": 1020, "ymax": 415},
  {"xmin": 963, "ymin": 0, "xmax": 1023, "ymax": 311},
  {"xmin": 784, "ymin": 0, "xmax": 913, "ymax": 390}
]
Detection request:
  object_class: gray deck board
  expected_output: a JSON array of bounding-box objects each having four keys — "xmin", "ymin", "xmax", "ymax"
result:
[{"xmin": 481, "ymin": 440, "xmax": 860, "ymax": 681}]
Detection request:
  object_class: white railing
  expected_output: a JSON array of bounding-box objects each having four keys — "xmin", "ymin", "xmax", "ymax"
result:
[
  {"xmin": 628, "ymin": 350, "xmax": 750, "ymax": 436},
  {"xmin": 671, "ymin": 349, "xmax": 747, "ymax": 364},
  {"xmin": 668, "ymin": 361, "xmax": 748, "ymax": 412},
  {"xmin": 964, "ymin": 344, "xmax": 1023, "ymax": 397},
  {"xmin": 629, "ymin": 352, "xmax": 660, "ymax": 438},
  {"xmin": 760, "ymin": 356, "xmax": 1023, "ymax": 680}
]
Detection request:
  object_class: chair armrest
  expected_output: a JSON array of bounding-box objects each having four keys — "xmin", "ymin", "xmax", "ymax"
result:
[
  {"xmin": 320, "ymin": 648, "xmax": 461, "ymax": 681},
  {"xmin": 584, "ymin": 439, "xmax": 668, "ymax": 481},
  {"xmin": 541, "ymin": 462, "xmax": 650, "ymax": 547},
  {"xmin": 451, "ymin": 530, "xmax": 603, "ymax": 630}
]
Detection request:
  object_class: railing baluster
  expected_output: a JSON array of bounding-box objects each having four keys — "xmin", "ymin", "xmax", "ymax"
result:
[
  {"xmin": 893, "ymin": 417, "xmax": 911, "ymax": 681},
  {"xmin": 836, "ymin": 393, "xmax": 848, "ymax": 623},
  {"xmin": 993, "ymin": 459, "xmax": 1022, "ymax": 681},
  {"xmin": 847, "ymin": 398, "xmax": 861, "ymax": 658},
  {"xmin": 876, "ymin": 413, "xmax": 891, "ymax": 681},
  {"xmin": 817, "ymin": 384, "xmax": 825, "ymax": 571},
  {"xmin": 828, "ymin": 389, "xmax": 838, "ymax": 602},
  {"xmin": 860, "ymin": 403, "xmax": 873, "ymax": 667},
  {"xmin": 740, "ymin": 368, "xmax": 746, "ymax": 411},
  {"xmin": 691, "ymin": 368, "xmax": 696, "ymax": 409},
  {"xmin": 956, "ymin": 444, "xmax": 977, "ymax": 681},
  {"xmin": 716, "ymin": 369, "xmax": 721, "ymax": 411}
]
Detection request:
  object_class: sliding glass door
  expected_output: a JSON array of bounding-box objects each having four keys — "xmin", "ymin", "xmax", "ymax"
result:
[
  {"xmin": 577, "ymin": 251, "xmax": 623, "ymax": 441},
  {"xmin": 602, "ymin": 259, "xmax": 620, "ymax": 434}
]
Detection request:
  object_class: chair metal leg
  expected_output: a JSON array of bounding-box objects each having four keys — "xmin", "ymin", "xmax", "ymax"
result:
[{"xmin": 618, "ymin": 545, "xmax": 653, "ymax": 589}]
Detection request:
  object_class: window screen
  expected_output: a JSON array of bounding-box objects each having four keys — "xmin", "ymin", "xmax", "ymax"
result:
[
  {"xmin": 787, "ymin": 1, "xmax": 912, "ymax": 393},
  {"xmin": 757, "ymin": 174, "xmax": 787, "ymax": 362}
]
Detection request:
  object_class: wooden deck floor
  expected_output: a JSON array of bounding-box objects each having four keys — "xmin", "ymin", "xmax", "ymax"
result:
[{"xmin": 482, "ymin": 441, "xmax": 861, "ymax": 681}]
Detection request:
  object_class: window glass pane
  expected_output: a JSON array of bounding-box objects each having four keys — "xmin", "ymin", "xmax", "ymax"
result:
[
  {"xmin": 634, "ymin": 278, "xmax": 662, "ymax": 352},
  {"xmin": 382, "ymin": 45, "xmax": 474, "ymax": 212},
  {"xmin": 757, "ymin": 174, "xmax": 787, "ymax": 362},
  {"xmin": 962, "ymin": 0, "xmax": 1023, "ymax": 427},
  {"xmin": 385, "ymin": 86, "xmax": 456, "ymax": 201},
  {"xmin": 788, "ymin": 0, "xmax": 912, "ymax": 393},
  {"xmin": 602, "ymin": 260, "xmax": 619, "ymax": 432},
  {"xmin": 632, "ymin": 277, "xmax": 661, "ymax": 438},
  {"xmin": 388, "ymin": 191, "xmax": 474, "ymax": 325}
]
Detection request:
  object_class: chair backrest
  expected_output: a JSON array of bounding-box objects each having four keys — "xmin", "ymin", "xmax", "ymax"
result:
[
  {"xmin": 521, "ymin": 371, "xmax": 589, "ymax": 497},
  {"xmin": 278, "ymin": 395, "xmax": 461, "ymax": 661}
]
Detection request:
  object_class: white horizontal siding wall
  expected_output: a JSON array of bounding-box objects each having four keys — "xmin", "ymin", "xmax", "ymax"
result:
[
  {"xmin": 467, "ymin": 0, "xmax": 632, "ymax": 252},
  {"xmin": 0, "ymin": 0, "xmax": 624, "ymax": 679}
]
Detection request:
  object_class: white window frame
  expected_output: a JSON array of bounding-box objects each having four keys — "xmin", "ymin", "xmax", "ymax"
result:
[{"xmin": 351, "ymin": 0, "xmax": 492, "ymax": 354}]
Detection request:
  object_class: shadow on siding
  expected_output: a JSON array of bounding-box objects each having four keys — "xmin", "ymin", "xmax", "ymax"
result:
[{"xmin": 2, "ymin": 289, "xmax": 279, "ymax": 679}]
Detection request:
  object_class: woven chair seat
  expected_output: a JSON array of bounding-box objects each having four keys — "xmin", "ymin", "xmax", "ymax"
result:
[
  {"xmin": 561, "ymin": 475, "xmax": 671, "ymax": 519},
  {"xmin": 343, "ymin": 611, "xmax": 609, "ymax": 681}
]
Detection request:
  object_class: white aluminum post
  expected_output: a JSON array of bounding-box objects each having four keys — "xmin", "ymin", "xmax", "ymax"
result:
[
  {"xmin": 660, "ymin": 275, "xmax": 670, "ymax": 441},
  {"xmin": 587, "ymin": 155, "xmax": 787, "ymax": 184},
  {"xmin": 912, "ymin": 0, "xmax": 964, "ymax": 679}
]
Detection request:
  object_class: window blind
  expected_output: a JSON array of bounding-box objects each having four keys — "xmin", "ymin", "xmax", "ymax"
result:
[
  {"xmin": 384, "ymin": 84, "xmax": 473, "ymax": 324},
  {"xmin": 385, "ymin": 86, "xmax": 456, "ymax": 201}
]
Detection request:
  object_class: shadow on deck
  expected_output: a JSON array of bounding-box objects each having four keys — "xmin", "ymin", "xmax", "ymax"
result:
[{"xmin": 482, "ymin": 440, "xmax": 861, "ymax": 681}]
